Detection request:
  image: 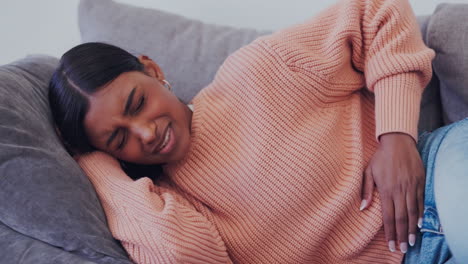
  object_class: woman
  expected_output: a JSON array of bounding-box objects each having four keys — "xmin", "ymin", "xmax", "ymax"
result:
[{"xmin": 48, "ymin": 0, "xmax": 462, "ymax": 263}]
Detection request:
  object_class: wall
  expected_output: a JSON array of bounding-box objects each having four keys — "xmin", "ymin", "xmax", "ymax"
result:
[{"xmin": 1, "ymin": 0, "xmax": 467, "ymax": 65}]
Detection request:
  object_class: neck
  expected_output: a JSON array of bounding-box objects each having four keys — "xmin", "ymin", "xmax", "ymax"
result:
[{"xmin": 186, "ymin": 104, "xmax": 193, "ymax": 133}]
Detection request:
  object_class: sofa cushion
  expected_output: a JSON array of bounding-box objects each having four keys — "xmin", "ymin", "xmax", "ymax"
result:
[
  {"xmin": 78, "ymin": 0, "xmax": 269, "ymax": 103},
  {"xmin": 426, "ymin": 3, "xmax": 468, "ymax": 125},
  {"xmin": 417, "ymin": 15, "xmax": 443, "ymax": 134},
  {"xmin": 0, "ymin": 55, "xmax": 131, "ymax": 263},
  {"xmin": 0, "ymin": 222, "xmax": 95, "ymax": 264}
]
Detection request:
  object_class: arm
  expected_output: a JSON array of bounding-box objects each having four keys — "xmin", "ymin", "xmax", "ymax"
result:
[
  {"xmin": 77, "ymin": 151, "xmax": 231, "ymax": 264},
  {"xmin": 261, "ymin": 0, "xmax": 434, "ymax": 254},
  {"xmin": 261, "ymin": 0, "xmax": 435, "ymax": 142}
]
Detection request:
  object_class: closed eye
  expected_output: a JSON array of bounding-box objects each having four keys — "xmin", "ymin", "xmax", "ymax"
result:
[
  {"xmin": 134, "ymin": 96, "xmax": 145, "ymax": 114},
  {"xmin": 116, "ymin": 96, "xmax": 144, "ymax": 150},
  {"xmin": 116, "ymin": 130, "xmax": 127, "ymax": 150}
]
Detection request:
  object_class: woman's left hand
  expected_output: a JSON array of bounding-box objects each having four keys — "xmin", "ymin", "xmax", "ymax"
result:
[{"xmin": 360, "ymin": 132, "xmax": 425, "ymax": 254}]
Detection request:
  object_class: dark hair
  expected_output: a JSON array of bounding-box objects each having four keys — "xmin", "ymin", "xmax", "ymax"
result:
[{"xmin": 48, "ymin": 42, "xmax": 162, "ymax": 182}]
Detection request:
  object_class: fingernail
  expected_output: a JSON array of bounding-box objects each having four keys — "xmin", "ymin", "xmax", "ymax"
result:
[
  {"xmin": 418, "ymin": 217, "xmax": 423, "ymax": 229},
  {"xmin": 400, "ymin": 242, "xmax": 408, "ymax": 253},
  {"xmin": 388, "ymin": 240, "xmax": 396, "ymax": 252},
  {"xmin": 360, "ymin": 200, "xmax": 367, "ymax": 211},
  {"xmin": 409, "ymin": 234, "xmax": 416, "ymax": 246}
]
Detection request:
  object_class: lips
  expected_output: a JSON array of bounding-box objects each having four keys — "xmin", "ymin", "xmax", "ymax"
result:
[{"xmin": 151, "ymin": 123, "xmax": 171, "ymax": 154}]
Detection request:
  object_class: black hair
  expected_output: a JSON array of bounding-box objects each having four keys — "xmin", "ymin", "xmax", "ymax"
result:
[{"xmin": 48, "ymin": 42, "xmax": 162, "ymax": 182}]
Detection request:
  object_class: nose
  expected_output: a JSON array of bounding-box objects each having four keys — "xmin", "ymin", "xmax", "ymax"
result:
[{"xmin": 130, "ymin": 120, "xmax": 157, "ymax": 146}]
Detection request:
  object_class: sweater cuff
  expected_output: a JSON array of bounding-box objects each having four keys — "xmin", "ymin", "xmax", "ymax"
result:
[{"xmin": 374, "ymin": 73, "xmax": 423, "ymax": 143}]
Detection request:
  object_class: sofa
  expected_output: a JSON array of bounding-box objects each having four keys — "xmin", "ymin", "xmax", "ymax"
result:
[{"xmin": 0, "ymin": 0, "xmax": 467, "ymax": 263}]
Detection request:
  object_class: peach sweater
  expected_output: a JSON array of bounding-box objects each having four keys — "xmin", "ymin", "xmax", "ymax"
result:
[{"xmin": 77, "ymin": 0, "xmax": 435, "ymax": 263}]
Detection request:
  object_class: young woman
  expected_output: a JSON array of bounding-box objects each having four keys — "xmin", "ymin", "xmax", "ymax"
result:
[{"xmin": 49, "ymin": 0, "xmax": 464, "ymax": 263}]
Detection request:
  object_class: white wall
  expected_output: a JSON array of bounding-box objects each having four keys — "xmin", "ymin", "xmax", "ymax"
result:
[{"xmin": 1, "ymin": 0, "xmax": 468, "ymax": 65}]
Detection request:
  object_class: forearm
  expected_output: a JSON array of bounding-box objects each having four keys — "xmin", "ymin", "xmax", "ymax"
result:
[
  {"xmin": 362, "ymin": 0, "xmax": 435, "ymax": 142},
  {"xmin": 77, "ymin": 151, "xmax": 232, "ymax": 264},
  {"xmin": 261, "ymin": 0, "xmax": 435, "ymax": 143}
]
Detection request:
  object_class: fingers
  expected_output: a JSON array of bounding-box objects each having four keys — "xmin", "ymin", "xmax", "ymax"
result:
[
  {"xmin": 394, "ymin": 193, "xmax": 408, "ymax": 253},
  {"xmin": 361, "ymin": 167, "xmax": 375, "ymax": 210},
  {"xmin": 384, "ymin": 187, "xmax": 422, "ymax": 254},
  {"xmin": 382, "ymin": 193, "xmax": 410, "ymax": 253},
  {"xmin": 406, "ymin": 189, "xmax": 418, "ymax": 247},
  {"xmin": 417, "ymin": 175, "xmax": 425, "ymax": 229},
  {"xmin": 380, "ymin": 195, "xmax": 397, "ymax": 252}
]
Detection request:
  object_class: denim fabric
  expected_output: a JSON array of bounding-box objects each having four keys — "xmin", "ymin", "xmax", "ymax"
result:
[{"xmin": 402, "ymin": 119, "xmax": 468, "ymax": 263}]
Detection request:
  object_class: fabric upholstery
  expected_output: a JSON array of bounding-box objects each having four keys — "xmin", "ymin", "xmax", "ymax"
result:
[
  {"xmin": 425, "ymin": 4, "xmax": 468, "ymax": 126},
  {"xmin": 417, "ymin": 15, "xmax": 443, "ymax": 134},
  {"xmin": 0, "ymin": 55, "xmax": 131, "ymax": 263},
  {"xmin": 0, "ymin": 223, "xmax": 96, "ymax": 264},
  {"xmin": 78, "ymin": 0, "xmax": 269, "ymax": 103}
]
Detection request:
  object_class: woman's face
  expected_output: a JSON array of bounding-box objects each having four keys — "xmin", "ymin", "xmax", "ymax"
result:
[{"xmin": 83, "ymin": 56, "xmax": 192, "ymax": 165}]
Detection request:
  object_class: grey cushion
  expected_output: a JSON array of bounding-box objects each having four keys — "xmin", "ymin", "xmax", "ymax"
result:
[
  {"xmin": 417, "ymin": 15, "xmax": 443, "ymax": 134},
  {"xmin": 0, "ymin": 223, "xmax": 95, "ymax": 264},
  {"xmin": 426, "ymin": 4, "xmax": 468, "ymax": 125},
  {"xmin": 78, "ymin": 0, "xmax": 269, "ymax": 103},
  {"xmin": 0, "ymin": 55, "xmax": 131, "ymax": 263}
]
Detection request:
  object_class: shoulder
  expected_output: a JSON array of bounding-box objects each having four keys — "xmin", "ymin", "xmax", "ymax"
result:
[{"xmin": 213, "ymin": 37, "xmax": 287, "ymax": 83}]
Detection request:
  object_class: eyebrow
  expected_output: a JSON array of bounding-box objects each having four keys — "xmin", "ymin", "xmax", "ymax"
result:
[
  {"xmin": 124, "ymin": 87, "xmax": 137, "ymax": 116},
  {"xmin": 105, "ymin": 87, "xmax": 136, "ymax": 147}
]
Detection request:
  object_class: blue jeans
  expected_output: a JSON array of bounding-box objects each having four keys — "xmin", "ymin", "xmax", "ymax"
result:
[{"xmin": 404, "ymin": 118, "xmax": 468, "ymax": 264}]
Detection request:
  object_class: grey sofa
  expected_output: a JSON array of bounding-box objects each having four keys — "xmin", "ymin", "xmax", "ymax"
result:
[{"xmin": 1, "ymin": 0, "xmax": 467, "ymax": 263}]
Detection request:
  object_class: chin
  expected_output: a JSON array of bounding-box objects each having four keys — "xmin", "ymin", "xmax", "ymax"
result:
[{"xmin": 167, "ymin": 133, "xmax": 190, "ymax": 164}]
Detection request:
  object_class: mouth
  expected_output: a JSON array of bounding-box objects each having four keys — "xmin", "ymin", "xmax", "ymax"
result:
[{"xmin": 152, "ymin": 123, "xmax": 175, "ymax": 155}]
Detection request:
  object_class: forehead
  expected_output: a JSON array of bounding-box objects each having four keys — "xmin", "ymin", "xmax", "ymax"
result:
[{"xmin": 83, "ymin": 72, "xmax": 135, "ymax": 143}]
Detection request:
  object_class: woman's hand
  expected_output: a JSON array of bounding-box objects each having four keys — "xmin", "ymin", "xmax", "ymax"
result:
[{"xmin": 361, "ymin": 132, "xmax": 425, "ymax": 253}]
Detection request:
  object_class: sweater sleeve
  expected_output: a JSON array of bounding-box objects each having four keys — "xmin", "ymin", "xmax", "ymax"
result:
[
  {"xmin": 260, "ymin": 0, "xmax": 435, "ymax": 142},
  {"xmin": 76, "ymin": 151, "xmax": 232, "ymax": 264}
]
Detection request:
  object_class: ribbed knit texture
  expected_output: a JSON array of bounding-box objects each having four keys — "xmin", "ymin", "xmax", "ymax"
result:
[{"xmin": 77, "ymin": 0, "xmax": 435, "ymax": 263}]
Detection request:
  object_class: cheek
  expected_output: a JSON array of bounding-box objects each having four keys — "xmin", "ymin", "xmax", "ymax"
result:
[
  {"xmin": 118, "ymin": 137, "xmax": 144, "ymax": 161},
  {"xmin": 145, "ymin": 95, "xmax": 183, "ymax": 127}
]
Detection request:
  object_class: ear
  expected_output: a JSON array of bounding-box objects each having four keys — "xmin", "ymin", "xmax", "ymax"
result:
[{"xmin": 137, "ymin": 55, "xmax": 165, "ymax": 81}]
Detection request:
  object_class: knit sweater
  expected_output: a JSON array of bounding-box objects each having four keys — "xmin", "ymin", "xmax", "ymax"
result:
[{"xmin": 77, "ymin": 0, "xmax": 435, "ymax": 263}]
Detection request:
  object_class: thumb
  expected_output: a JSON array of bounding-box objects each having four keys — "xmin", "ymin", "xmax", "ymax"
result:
[{"xmin": 360, "ymin": 167, "xmax": 375, "ymax": 211}]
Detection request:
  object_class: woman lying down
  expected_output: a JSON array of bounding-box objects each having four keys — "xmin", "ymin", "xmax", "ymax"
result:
[{"xmin": 49, "ymin": 0, "xmax": 467, "ymax": 263}]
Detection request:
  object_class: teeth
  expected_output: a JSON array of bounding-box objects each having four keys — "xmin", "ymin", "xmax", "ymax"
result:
[{"xmin": 160, "ymin": 128, "xmax": 170, "ymax": 149}]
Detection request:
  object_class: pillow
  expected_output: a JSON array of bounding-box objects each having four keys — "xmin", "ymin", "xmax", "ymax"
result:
[
  {"xmin": 0, "ymin": 55, "xmax": 131, "ymax": 263},
  {"xmin": 0, "ymin": 223, "xmax": 95, "ymax": 264},
  {"xmin": 417, "ymin": 15, "xmax": 443, "ymax": 134},
  {"xmin": 426, "ymin": 4, "xmax": 468, "ymax": 125},
  {"xmin": 78, "ymin": 0, "xmax": 269, "ymax": 103}
]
